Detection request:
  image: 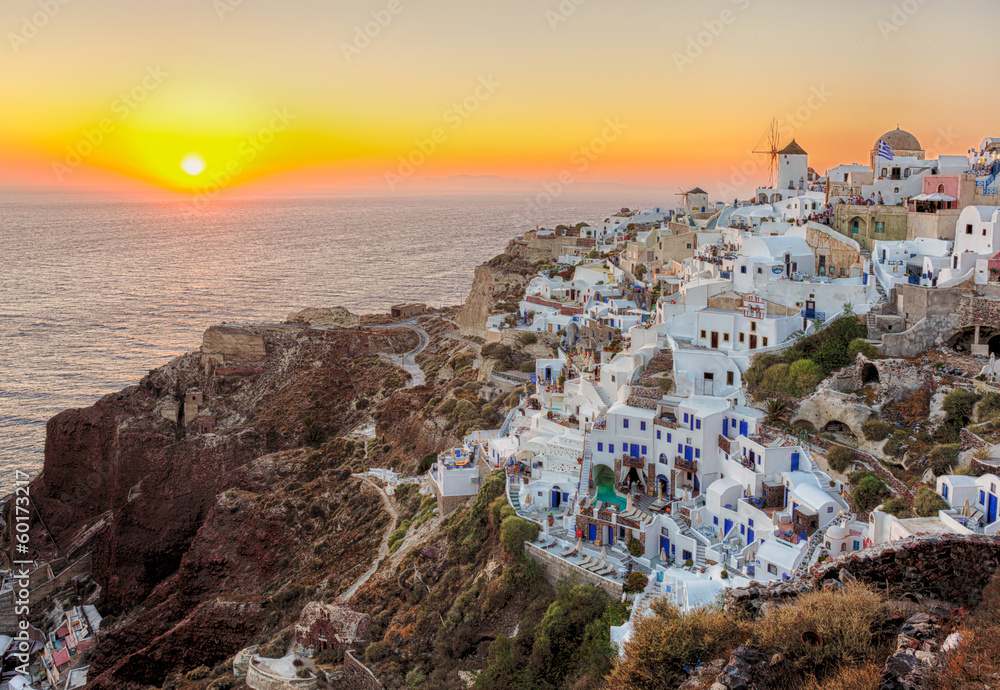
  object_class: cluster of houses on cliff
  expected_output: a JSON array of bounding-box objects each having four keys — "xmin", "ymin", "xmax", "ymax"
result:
[{"xmin": 428, "ymin": 126, "xmax": 1000, "ymax": 638}]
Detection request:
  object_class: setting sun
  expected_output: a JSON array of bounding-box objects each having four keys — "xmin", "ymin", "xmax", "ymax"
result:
[{"xmin": 180, "ymin": 153, "xmax": 206, "ymax": 176}]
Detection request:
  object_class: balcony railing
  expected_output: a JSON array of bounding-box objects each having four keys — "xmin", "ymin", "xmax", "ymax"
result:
[
  {"xmin": 654, "ymin": 417, "xmax": 679, "ymax": 429},
  {"xmin": 622, "ymin": 454, "xmax": 645, "ymax": 469},
  {"xmin": 675, "ymin": 456, "xmax": 698, "ymax": 472},
  {"xmin": 718, "ymin": 435, "xmax": 731, "ymax": 454}
]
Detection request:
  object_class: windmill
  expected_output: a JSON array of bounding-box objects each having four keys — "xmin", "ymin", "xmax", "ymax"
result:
[
  {"xmin": 752, "ymin": 118, "xmax": 782, "ymax": 188},
  {"xmin": 675, "ymin": 187, "xmax": 690, "ymax": 214}
]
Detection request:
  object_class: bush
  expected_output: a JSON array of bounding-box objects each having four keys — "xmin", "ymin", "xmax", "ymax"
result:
[
  {"xmin": 185, "ymin": 666, "xmax": 210, "ymax": 681},
  {"xmin": 627, "ymin": 539, "xmax": 644, "ymax": 557},
  {"xmin": 752, "ymin": 584, "xmax": 892, "ymax": 674},
  {"xmin": 610, "ymin": 602, "xmax": 747, "ymax": 689},
  {"xmin": 848, "ymin": 338, "xmax": 880, "ymax": 360},
  {"xmin": 943, "ymin": 389, "xmax": 979, "ymax": 424},
  {"xmin": 881, "ymin": 497, "xmax": 910, "ymax": 518},
  {"xmin": 760, "ymin": 363, "xmax": 791, "ymax": 394},
  {"xmin": 518, "ymin": 332, "xmax": 538, "ymax": 346},
  {"xmin": 861, "ymin": 419, "xmax": 893, "ymax": 442},
  {"xmin": 365, "ymin": 641, "xmax": 391, "ymax": 663},
  {"xmin": 314, "ymin": 648, "xmax": 344, "ymax": 665},
  {"xmin": 788, "ymin": 359, "xmax": 825, "ymax": 396},
  {"xmin": 852, "ymin": 475, "xmax": 890, "ymax": 513},
  {"xmin": 417, "ymin": 453, "xmax": 437, "ymax": 474},
  {"xmin": 913, "ymin": 487, "xmax": 949, "ymax": 517},
  {"xmin": 929, "ymin": 444, "xmax": 960, "ymax": 475},
  {"xmin": 978, "ymin": 392, "xmax": 1000, "ymax": 423},
  {"xmin": 826, "ymin": 446, "xmax": 855, "ymax": 473},
  {"xmin": 500, "ymin": 516, "xmax": 540, "ymax": 560},
  {"xmin": 625, "ymin": 571, "xmax": 649, "ymax": 593}
]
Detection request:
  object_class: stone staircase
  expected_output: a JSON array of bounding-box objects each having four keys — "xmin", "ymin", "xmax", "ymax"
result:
[
  {"xmin": 793, "ymin": 516, "xmax": 846, "ymax": 578},
  {"xmin": 579, "ymin": 434, "xmax": 593, "ymax": 497},
  {"xmin": 508, "ymin": 480, "xmax": 521, "ymax": 512},
  {"xmin": 669, "ymin": 515, "xmax": 707, "ymax": 567}
]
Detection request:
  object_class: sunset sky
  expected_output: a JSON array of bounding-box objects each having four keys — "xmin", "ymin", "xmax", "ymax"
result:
[{"xmin": 3, "ymin": 0, "xmax": 1000, "ymax": 197}]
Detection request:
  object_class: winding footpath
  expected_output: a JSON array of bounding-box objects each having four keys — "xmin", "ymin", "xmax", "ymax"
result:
[
  {"xmin": 339, "ymin": 476, "xmax": 399, "ymax": 601},
  {"xmin": 370, "ymin": 319, "xmax": 430, "ymax": 388}
]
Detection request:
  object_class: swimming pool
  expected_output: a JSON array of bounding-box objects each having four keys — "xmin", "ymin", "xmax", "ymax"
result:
[{"xmin": 593, "ymin": 468, "xmax": 625, "ymax": 509}]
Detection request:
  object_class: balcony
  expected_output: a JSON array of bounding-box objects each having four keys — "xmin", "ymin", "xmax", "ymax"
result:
[
  {"xmin": 718, "ymin": 435, "xmax": 732, "ymax": 454},
  {"xmin": 675, "ymin": 456, "xmax": 698, "ymax": 473},
  {"xmin": 622, "ymin": 454, "xmax": 645, "ymax": 469},
  {"xmin": 654, "ymin": 417, "xmax": 679, "ymax": 429}
]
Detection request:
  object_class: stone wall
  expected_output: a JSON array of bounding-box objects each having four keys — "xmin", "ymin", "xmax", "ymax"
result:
[
  {"xmin": 832, "ymin": 204, "xmax": 908, "ymax": 251},
  {"xmin": 342, "ymin": 649, "xmax": 383, "ymax": 689},
  {"xmin": 525, "ymin": 542, "xmax": 623, "ymax": 598},
  {"xmin": 246, "ymin": 657, "xmax": 318, "ymax": 690}
]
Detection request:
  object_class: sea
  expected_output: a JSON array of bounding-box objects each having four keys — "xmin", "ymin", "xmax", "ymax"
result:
[{"xmin": 0, "ymin": 190, "xmax": 665, "ymax": 494}]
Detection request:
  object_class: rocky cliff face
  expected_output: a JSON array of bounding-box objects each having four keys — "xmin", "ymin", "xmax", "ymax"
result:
[
  {"xmin": 28, "ymin": 324, "xmax": 417, "ymax": 687},
  {"xmin": 455, "ymin": 258, "xmax": 535, "ymax": 338}
]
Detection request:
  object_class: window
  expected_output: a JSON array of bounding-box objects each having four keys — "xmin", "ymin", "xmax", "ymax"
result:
[
  {"xmin": 597, "ymin": 442, "xmax": 603, "ymax": 452},
  {"xmin": 700, "ymin": 330, "xmax": 707, "ymax": 339},
  {"xmin": 684, "ymin": 413, "xmax": 689, "ymax": 423},
  {"xmin": 748, "ymin": 518, "xmax": 754, "ymax": 527},
  {"xmin": 750, "ymin": 322, "xmax": 757, "ymax": 333},
  {"xmin": 757, "ymin": 267, "xmax": 763, "ymax": 274},
  {"xmin": 683, "ymin": 550, "xmax": 692, "ymax": 561},
  {"xmin": 667, "ymin": 433, "xmax": 672, "ymax": 443},
  {"xmin": 768, "ymin": 564, "xmax": 778, "ymax": 575},
  {"xmin": 967, "ymin": 224, "xmax": 974, "ymax": 235},
  {"xmin": 640, "ymin": 421, "xmax": 646, "ymax": 431},
  {"xmin": 739, "ymin": 333, "xmax": 745, "ymax": 343},
  {"xmin": 723, "ymin": 333, "xmax": 730, "ymax": 342},
  {"xmin": 740, "ymin": 524, "xmax": 745, "ymax": 534},
  {"xmin": 678, "ymin": 444, "xmax": 682, "ymax": 452},
  {"xmin": 727, "ymin": 371, "xmax": 734, "ymax": 386},
  {"xmin": 762, "ymin": 337, "xmax": 769, "ymax": 347},
  {"xmin": 981, "ymin": 490, "xmax": 986, "ymax": 505},
  {"xmin": 696, "ymin": 419, "xmax": 701, "ymax": 429},
  {"xmin": 827, "ymin": 507, "xmax": 834, "ymax": 513},
  {"xmin": 687, "ymin": 244, "xmax": 692, "ymax": 249},
  {"xmin": 609, "ymin": 444, "xmax": 614, "ymax": 454},
  {"xmin": 656, "ymin": 430, "xmax": 661, "ymax": 440},
  {"xmin": 740, "ymin": 266, "xmax": 747, "ymax": 274},
  {"xmin": 875, "ymin": 222, "xmax": 885, "ymax": 233},
  {"xmin": 941, "ymin": 484, "xmax": 948, "ymax": 499},
  {"xmin": 713, "ymin": 516, "xmax": 718, "ymax": 525},
  {"xmin": 695, "ymin": 448, "xmax": 700, "ymax": 458},
  {"xmin": 623, "ymin": 418, "xmax": 629, "ymax": 429},
  {"xmin": 853, "ymin": 540, "xmax": 860, "ymax": 550},
  {"xmin": 641, "ymin": 445, "xmax": 647, "ymax": 455}
]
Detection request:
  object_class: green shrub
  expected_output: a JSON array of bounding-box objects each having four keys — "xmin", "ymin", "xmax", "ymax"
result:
[
  {"xmin": 625, "ymin": 571, "xmax": 649, "ymax": 593},
  {"xmin": 943, "ymin": 389, "xmax": 979, "ymax": 424},
  {"xmin": 826, "ymin": 445, "xmax": 855, "ymax": 473},
  {"xmin": 929, "ymin": 444, "xmax": 960, "ymax": 475},
  {"xmin": 913, "ymin": 487, "xmax": 949, "ymax": 517},
  {"xmin": 518, "ymin": 332, "xmax": 538, "ymax": 346},
  {"xmin": 185, "ymin": 666, "xmax": 210, "ymax": 681},
  {"xmin": 760, "ymin": 363, "xmax": 791, "ymax": 393},
  {"xmin": 627, "ymin": 539, "xmax": 644, "ymax": 557},
  {"xmin": 852, "ymin": 475, "xmax": 890, "ymax": 513},
  {"xmin": 861, "ymin": 419, "xmax": 892, "ymax": 442},
  {"xmin": 417, "ymin": 453, "xmax": 437, "ymax": 474},
  {"xmin": 881, "ymin": 497, "xmax": 910, "ymax": 518},
  {"xmin": 788, "ymin": 359, "xmax": 824, "ymax": 396},
  {"xmin": 848, "ymin": 338, "xmax": 880, "ymax": 360},
  {"xmin": 978, "ymin": 392, "xmax": 1000, "ymax": 423},
  {"xmin": 500, "ymin": 516, "xmax": 540, "ymax": 560},
  {"xmin": 365, "ymin": 641, "xmax": 391, "ymax": 663}
]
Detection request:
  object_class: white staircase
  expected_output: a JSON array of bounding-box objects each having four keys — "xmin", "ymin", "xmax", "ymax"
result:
[{"xmin": 579, "ymin": 434, "xmax": 593, "ymax": 497}]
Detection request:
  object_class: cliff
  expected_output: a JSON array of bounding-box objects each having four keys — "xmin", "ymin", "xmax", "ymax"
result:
[
  {"xmin": 26, "ymin": 323, "xmax": 418, "ymax": 687},
  {"xmin": 455, "ymin": 256, "xmax": 535, "ymax": 338}
]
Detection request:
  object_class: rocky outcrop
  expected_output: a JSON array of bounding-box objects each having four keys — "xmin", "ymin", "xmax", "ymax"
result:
[
  {"xmin": 202, "ymin": 325, "xmax": 267, "ymax": 366},
  {"xmin": 456, "ymin": 262, "xmax": 534, "ymax": 338},
  {"xmin": 286, "ymin": 307, "xmax": 361, "ymax": 329},
  {"xmin": 791, "ymin": 389, "xmax": 874, "ymax": 438}
]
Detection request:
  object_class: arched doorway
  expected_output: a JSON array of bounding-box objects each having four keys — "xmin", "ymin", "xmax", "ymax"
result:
[
  {"xmin": 862, "ymin": 363, "xmax": 880, "ymax": 384},
  {"xmin": 990, "ymin": 334, "xmax": 1000, "ymax": 356},
  {"xmin": 551, "ymin": 485, "xmax": 562, "ymax": 509},
  {"xmin": 657, "ymin": 474, "xmax": 669, "ymax": 499}
]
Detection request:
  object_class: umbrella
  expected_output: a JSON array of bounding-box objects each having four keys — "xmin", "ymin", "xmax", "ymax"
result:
[
  {"xmin": 962, "ymin": 499, "xmax": 971, "ymax": 517},
  {"xmin": 694, "ymin": 512, "xmax": 702, "ymax": 525},
  {"xmin": 600, "ymin": 546, "xmax": 607, "ymax": 561},
  {"xmin": 576, "ymin": 538, "xmax": 582, "ymax": 552},
  {"xmin": 660, "ymin": 547, "xmax": 667, "ymax": 561},
  {"xmin": 626, "ymin": 492, "xmax": 633, "ymax": 512},
  {"xmin": 524, "ymin": 491, "xmax": 531, "ymax": 505}
]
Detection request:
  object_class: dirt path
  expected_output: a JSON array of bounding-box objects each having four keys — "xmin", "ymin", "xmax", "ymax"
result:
[{"xmin": 340, "ymin": 476, "xmax": 398, "ymax": 601}]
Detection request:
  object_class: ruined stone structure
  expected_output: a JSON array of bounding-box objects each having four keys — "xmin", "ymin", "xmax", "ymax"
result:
[
  {"xmin": 293, "ymin": 602, "xmax": 369, "ymax": 654},
  {"xmin": 201, "ymin": 325, "xmax": 267, "ymax": 373}
]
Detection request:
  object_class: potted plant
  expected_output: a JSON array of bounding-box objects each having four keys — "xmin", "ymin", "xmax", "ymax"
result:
[{"xmin": 547, "ymin": 512, "xmax": 555, "ymax": 526}]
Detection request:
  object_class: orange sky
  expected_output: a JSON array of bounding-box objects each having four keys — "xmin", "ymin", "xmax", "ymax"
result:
[{"xmin": 3, "ymin": 0, "xmax": 1000, "ymax": 198}]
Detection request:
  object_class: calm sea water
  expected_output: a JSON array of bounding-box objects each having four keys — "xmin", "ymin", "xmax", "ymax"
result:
[{"xmin": 0, "ymin": 191, "xmax": 663, "ymax": 493}]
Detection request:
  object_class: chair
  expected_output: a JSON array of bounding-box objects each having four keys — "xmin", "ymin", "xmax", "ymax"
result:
[
  {"xmin": 559, "ymin": 547, "xmax": 578, "ymax": 558},
  {"xmin": 595, "ymin": 564, "xmax": 615, "ymax": 577},
  {"xmin": 577, "ymin": 555, "xmax": 594, "ymax": 568}
]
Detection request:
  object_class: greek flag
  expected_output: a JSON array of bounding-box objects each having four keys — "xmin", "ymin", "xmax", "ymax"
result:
[{"xmin": 877, "ymin": 139, "xmax": 895, "ymax": 161}]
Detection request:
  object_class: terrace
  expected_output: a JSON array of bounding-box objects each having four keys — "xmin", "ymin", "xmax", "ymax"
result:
[
  {"xmin": 675, "ymin": 455, "xmax": 698, "ymax": 473},
  {"xmin": 622, "ymin": 454, "xmax": 645, "ymax": 469}
]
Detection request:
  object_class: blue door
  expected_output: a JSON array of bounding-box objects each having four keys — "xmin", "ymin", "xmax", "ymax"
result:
[
  {"xmin": 607, "ymin": 526, "xmax": 615, "ymax": 546},
  {"xmin": 791, "ymin": 452, "xmax": 800, "ymax": 472},
  {"xmin": 989, "ymin": 494, "xmax": 998, "ymax": 524},
  {"xmin": 739, "ymin": 421, "xmax": 748, "ymax": 437},
  {"xmin": 723, "ymin": 418, "xmax": 728, "ymax": 437},
  {"xmin": 588, "ymin": 524, "xmax": 597, "ymax": 541},
  {"xmin": 551, "ymin": 490, "xmax": 561, "ymax": 508},
  {"xmin": 631, "ymin": 443, "xmax": 641, "ymax": 457},
  {"xmin": 747, "ymin": 528, "xmax": 755, "ymax": 544},
  {"xmin": 685, "ymin": 446, "xmax": 694, "ymax": 461},
  {"xmin": 660, "ymin": 536, "xmax": 670, "ymax": 560},
  {"xmin": 724, "ymin": 518, "xmax": 733, "ymax": 536}
]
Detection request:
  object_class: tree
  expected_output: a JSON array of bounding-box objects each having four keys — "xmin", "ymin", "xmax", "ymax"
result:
[
  {"xmin": 852, "ymin": 475, "xmax": 890, "ymax": 513},
  {"xmin": 913, "ymin": 487, "xmax": 949, "ymax": 517},
  {"xmin": 500, "ymin": 516, "xmax": 540, "ymax": 560},
  {"xmin": 881, "ymin": 497, "xmax": 910, "ymax": 518},
  {"xmin": 765, "ymin": 398, "xmax": 791, "ymax": 425},
  {"xmin": 928, "ymin": 444, "xmax": 960, "ymax": 475},
  {"xmin": 788, "ymin": 359, "xmax": 824, "ymax": 396},
  {"xmin": 634, "ymin": 263, "xmax": 648, "ymax": 281}
]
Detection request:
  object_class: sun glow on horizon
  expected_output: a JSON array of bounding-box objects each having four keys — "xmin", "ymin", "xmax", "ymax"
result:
[{"xmin": 180, "ymin": 153, "xmax": 206, "ymax": 176}]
